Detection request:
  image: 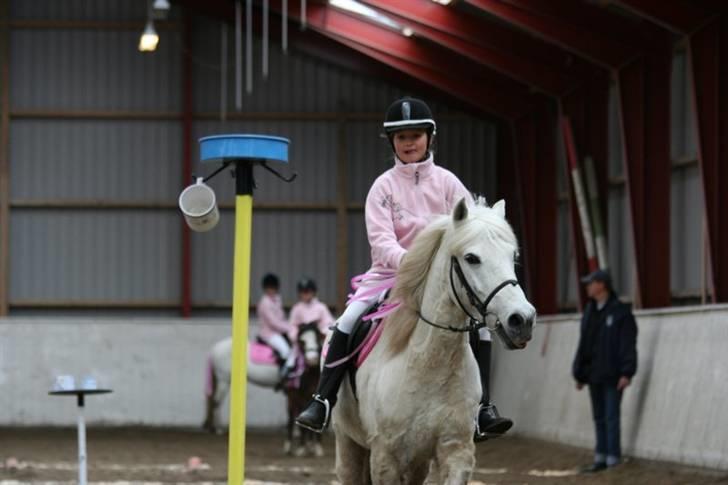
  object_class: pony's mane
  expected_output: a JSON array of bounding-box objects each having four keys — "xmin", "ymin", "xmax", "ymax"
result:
[{"xmin": 383, "ymin": 198, "xmax": 517, "ymax": 355}]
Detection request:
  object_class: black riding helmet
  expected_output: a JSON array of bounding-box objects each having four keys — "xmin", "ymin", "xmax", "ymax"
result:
[
  {"xmin": 297, "ymin": 277, "xmax": 317, "ymax": 293},
  {"xmin": 383, "ymin": 97, "xmax": 437, "ymax": 149},
  {"xmin": 262, "ymin": 273, "xmax": 279, "ymax": 290}
]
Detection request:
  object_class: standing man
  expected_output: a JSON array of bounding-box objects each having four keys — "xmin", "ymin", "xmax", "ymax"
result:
[{"xmin": 573, "ymin": 270, "xmax": 638, "ymax": 473}]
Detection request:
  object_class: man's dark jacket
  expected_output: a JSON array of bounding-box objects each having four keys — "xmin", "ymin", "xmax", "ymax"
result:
[{"xmin": 572, "ymin": 294, "xmax": 638, "ymax": 385}]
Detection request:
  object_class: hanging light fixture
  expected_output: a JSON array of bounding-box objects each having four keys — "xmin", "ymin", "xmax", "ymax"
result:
[
  {"xmin": 152, "ymin": 0, "xmax": 171, "ymax": 19},
  {"xmin": 138, "ymin": 19, "xmax": 159, "ymax": 52}
]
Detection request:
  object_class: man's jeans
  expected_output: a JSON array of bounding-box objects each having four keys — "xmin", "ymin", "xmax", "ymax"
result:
[{"xmin": 588, "ymin": 382, "xmax": 623, "ymax": 466}]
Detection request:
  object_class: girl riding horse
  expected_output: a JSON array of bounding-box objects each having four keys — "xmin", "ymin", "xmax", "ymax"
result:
[{"xmin": 296, "ymin": 97, "xmax": 512, "ymax": 441}]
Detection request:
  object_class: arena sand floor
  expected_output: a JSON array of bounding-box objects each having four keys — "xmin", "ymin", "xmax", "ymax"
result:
[{"xmin": 0, "ymin": 428, "xmax": 725, "ymax": 484}]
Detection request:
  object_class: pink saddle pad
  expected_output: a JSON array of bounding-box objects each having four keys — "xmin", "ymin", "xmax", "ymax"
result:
[{"xmin": 249, "ymin": 342, "xmax": 278, "ymax": 366}]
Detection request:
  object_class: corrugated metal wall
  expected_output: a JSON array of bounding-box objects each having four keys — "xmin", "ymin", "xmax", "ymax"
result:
[
  {"xmin": 7, "ymin": 4, "xmax": 497, "ymax": 312},
  {"xmin": 556, "ymin": 49, "xmax": 705, "ymax": 307}
]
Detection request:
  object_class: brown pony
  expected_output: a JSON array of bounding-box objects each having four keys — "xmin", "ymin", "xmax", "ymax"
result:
[{"xmin": 285, "ymin": 321, "xmax": 326, "ymax": 456}]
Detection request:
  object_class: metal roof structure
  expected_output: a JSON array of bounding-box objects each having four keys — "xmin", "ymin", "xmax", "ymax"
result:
[{"xmin": 175, "ymin": 0, "xmax": 727, "ymax": 311}]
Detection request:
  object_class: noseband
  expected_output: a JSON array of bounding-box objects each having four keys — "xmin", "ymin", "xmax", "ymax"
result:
[{"xmin": 417, "ymin": 256, "xmax": 518, "ymax": 333}]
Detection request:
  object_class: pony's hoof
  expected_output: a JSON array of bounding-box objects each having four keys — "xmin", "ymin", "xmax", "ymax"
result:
[
  {"xmin": 293, "ymin": 446, "xmax": 306, "ymax": 457},
  {"xmin": 311, "ymin": 443, "xmax": 324, "ymax": 457},
  {"xmin": 283, "ymin": 440, "xmax": 292, "ymax": 455}
]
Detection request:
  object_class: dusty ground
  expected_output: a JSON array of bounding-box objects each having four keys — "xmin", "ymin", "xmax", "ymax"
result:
[{"xmin": 0, "ymin": 427, "xmax": 726, "ymax": 484}]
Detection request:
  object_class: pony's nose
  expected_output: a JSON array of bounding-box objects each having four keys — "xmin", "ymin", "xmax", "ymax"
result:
[{"xmin": 508, "ymin": 313, "xmax": 533, "ymax": 329}]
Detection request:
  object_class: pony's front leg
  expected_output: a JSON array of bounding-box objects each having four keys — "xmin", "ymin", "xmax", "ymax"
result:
[
  {"xmin": 370, "ymin": 445, "xmax": 405, "ymax": 484},
  {"xmin": 335, "ymin": 431, "xmax": 371, "ymax": 485},
  {"xmin": 435, "ymin": 437, "xmax": 475, "ymax": 485}
]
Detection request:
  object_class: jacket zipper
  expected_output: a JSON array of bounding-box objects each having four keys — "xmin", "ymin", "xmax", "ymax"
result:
[{"xmin": 415, "ymin": 171, "xmax": 420, "ymax": 185}]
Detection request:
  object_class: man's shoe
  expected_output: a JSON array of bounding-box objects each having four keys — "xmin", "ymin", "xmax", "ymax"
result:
[
  {"xmin": 295, "ymin": 395, "xmax": 330, "ymax": 433},
  {"xmin": 474, "ymin": 403, "xmax": 513, "ymax": 442},
  {"xmin": 580, "ymin": 462, "xmax": 607, "ymax": 474}
]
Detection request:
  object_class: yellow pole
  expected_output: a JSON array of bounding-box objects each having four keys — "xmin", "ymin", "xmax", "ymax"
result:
[{"xmin": 228, "ymin": 193, "xmax": 253, "ymax": 484}]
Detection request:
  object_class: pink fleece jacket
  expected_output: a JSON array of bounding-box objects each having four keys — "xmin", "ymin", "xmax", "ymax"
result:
[
  {"xmin": 288, "ymin": 297, "xmax": 335, "ymax": 341},
  {"xmin": 365, "ymin": 154, "xmax": 473, "ymax": 273},
  {"xmin": 257, "ymin": 293, "xmax": 290, "ymax": 341}
]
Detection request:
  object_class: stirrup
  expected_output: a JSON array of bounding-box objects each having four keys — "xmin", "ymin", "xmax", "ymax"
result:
[
  {"xmin": 474, "ymin": 403, "xmax": 510, "ymax": 442},
  {"xmin": 474, "ymin": 404, "xmax": 489, "ymax": 442},
  {"xmin": 295, "ymin": 394, "xmax": 331, "ymax": 433}
]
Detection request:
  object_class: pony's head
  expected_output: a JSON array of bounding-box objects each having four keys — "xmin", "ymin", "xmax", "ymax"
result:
[
  {"xmin": 297, "ymin": 321, "xmax": 324, "ymax": 367},
  {"xmin": 388, "ymin": 197, "xmax": 536, "ymax": 353}
]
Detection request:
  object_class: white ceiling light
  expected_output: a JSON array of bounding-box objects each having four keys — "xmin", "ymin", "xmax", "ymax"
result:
[
  {"xmin": 138, "ymin": 20, "xmax": 159, "ymax": 52},
  {"xmin": 432, "ymin": 0, "xmax": 453, "ymax": 5},
  {"xmin": 402, "ymin": 27, "xmax": 414, "ymax": 37}
]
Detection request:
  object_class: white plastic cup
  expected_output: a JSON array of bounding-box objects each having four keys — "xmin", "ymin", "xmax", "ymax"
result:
[
  {"xmin": 53, "ymin": 375, "xmax": 76, "ymax": 391},
  {"xmin": 178, "ymin": 177, "xmax": 219, "ymax": 232},
  {"xmin": 81, "ymin": 376, "xmax": 98, "ymax": 390}
]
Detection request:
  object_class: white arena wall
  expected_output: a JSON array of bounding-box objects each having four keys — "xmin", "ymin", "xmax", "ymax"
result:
[
  {"xmin": 2, "ymin": 305, "xmax": 727, "ymax": 471},
  {"xmin": 491, "ymin": 304, "xmax": 728, "ymax": 471},
  {"xmin": 0, "ymin": 317, "xmax": 287, "ymax": 428}
]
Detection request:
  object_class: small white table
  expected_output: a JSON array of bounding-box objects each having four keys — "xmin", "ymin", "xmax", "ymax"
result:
[{"xmin": 49, "ymin": 388, "xmax": 112, "ymax": 485}]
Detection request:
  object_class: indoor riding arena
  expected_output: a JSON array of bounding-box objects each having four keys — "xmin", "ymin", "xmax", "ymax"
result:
[{"xmin": 1, "ymin": 1, "xmax": 728, "ymax": 484}]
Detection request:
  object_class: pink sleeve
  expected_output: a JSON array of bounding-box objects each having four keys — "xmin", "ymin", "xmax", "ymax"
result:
[
  {"xmin": 318, "ymin": 303, "xmax": 335, "ymax": 334},
  {"xmin": 447, "ymin": 172, "xmax": 474, "ymax": 212},
  {"xmin": 365, "ymin": 180, "xmax": 407, "ymax": 269},
  {"xmin": 259, "ymin": 298, "xmax": 290, "ymax": 334}
]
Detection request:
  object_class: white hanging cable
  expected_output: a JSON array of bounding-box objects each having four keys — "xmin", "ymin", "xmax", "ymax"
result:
[
  {"xmin": 235, "ymin": 0, "xmax": 242, "ymax": 110},
  {"xmin": 263, "ymin": 0, "xmax": 269, "ymax": 78},
  {"xmin": 301, "ymin": 0, "xmax": 307, "ymax": 30},
  {"xmin": 246, "ymin": 0, "xmax": 253, "ymax": 94},
  {"xmin": 282, "ymin": 0, "xmax": 288, "ymax": 52},
  {"xmin": 220, "ymin": 22, "xmax": 228, "ymax": 121}
]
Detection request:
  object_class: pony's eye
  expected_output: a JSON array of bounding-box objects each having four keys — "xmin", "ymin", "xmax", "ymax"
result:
[{"xmin": 464, "ymin": 253, "xmax": 481, "ymax": 265}]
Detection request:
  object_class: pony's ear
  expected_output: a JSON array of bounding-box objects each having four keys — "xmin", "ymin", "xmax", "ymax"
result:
[
  {"xmin": 493, "ymin": 199, "xmax": 506, "ymax": 218},
  {"xmin": 453, "ymin": 197, "xmax": 469, "ymax": 223}
]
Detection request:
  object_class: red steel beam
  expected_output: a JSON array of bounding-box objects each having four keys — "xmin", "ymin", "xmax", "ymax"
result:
[
  {"xmin": 465, "ymin": 0, "xmax": 632, "ymax": 68},
  {"xmin": 617, "ymin": 53, "xmax": 672, "ymax": 308},
  {"xmin": 269, "ymin": 1, "xmax": 533, "ymax": 119},
  {"xmin": 514, "ymin": 99, "xmax": 558, "ymax": 314},
  {"xmin": 358, "ymin": 0, "xmax": 578, "ymax": 95},
  {"xmin": 614, "ymin": 0, "xmax": 716, "ymax": 35},
  {"xmin": 466, "ymin": 0, "xmax": 671, "ymax": 69},
  {"xmin": 496, "ymin": 122, "xmax": 528, "ymax": 291},
  {"xmin": 359, "ymin": 0, "xmax": 593, "ymax": 81},
  {"xmin": 689, "ymin": 18, "xmax": 728, "ymax": 302}
]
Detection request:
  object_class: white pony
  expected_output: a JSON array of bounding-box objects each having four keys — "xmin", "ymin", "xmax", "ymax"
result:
[{"xmin": 333, "ymin": 198, "xmax": 536, "ymax": 484}]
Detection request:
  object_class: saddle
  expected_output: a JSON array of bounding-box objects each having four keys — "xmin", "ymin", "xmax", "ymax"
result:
[{"xmin": 345, "ymin": 301, "xmax": 385, "ymax": 398}]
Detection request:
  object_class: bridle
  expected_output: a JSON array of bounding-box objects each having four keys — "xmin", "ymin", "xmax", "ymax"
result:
[{"xmin": 417, "ymin": 256, "xmax": 518, "ymax": 334}]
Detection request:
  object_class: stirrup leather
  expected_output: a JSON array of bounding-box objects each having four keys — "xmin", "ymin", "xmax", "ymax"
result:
[{"xmin": 297, "ymin": 394, "xmax": 331, "ymax": 433}]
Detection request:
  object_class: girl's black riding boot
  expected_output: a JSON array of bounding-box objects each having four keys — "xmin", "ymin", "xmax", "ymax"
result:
[
  {"xmin": 474, "ymin": 339, "xmax": 514, "ymax": 442},
  {"xmin": 295, "ymin": 327, "xmax": 349, "ymax": 433}
]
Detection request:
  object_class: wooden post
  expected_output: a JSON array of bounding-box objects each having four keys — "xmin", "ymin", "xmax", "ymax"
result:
[
  {"xmin": 335, "ymin": 116, "xmax": 349, "ymax": 314},
  {"xmin": 0, "ymin": 0, "xmax": 11, "ymax": 316}
]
